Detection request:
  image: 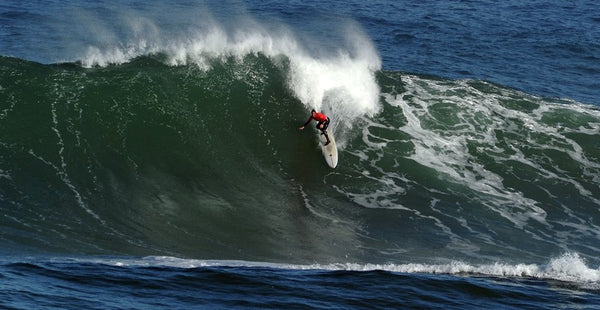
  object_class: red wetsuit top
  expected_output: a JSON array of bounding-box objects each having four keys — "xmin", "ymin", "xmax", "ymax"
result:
[
  {"xmin": 304, "ymin": 112, "xmax": 328, "ymax": 126},
  {"xmin": 312, "ymin": 112, "xmax": 328, "ymax": 122}
]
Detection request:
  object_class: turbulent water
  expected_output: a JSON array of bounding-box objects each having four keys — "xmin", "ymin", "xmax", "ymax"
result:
[{"xmin": 1, "ymin": 0, "xmax": 600, "ymax": 308}]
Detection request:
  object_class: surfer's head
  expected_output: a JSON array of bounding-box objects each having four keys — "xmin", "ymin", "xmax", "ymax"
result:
[{"xmin": 311, "ymin": 109, "xmax": 316, "ymax": 116}]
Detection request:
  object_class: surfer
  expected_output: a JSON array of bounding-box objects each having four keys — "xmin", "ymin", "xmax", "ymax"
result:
[{"xmin": 299, "ymin": 109, "xmax": 331, "ymax": 145}]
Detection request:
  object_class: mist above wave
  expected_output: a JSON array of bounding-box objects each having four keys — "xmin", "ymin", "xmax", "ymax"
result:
[{"xmin": 72, "ymin": 4, "xmax": 382, "ymax": 136}]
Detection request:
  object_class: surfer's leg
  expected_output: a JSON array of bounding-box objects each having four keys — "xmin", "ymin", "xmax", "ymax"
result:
[
  {"xmin": 323, "ymin": 118, "xmax": 330, "ymax": 130},
  {"xmin": 321, "ymin": 118, "xmax": 331, "ymax": 145},
  {"xmin": 317, "ymin": 118, "xmax": 330, "ymax": 132},
  {"xmin": 317, "ymin": 122, "xmax": 326, "ymax": 135}
]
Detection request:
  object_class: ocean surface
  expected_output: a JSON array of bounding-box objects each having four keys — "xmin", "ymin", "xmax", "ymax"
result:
[{"xmin": 1, "ymin": 0, "xmax": 600, "ymax": 308}]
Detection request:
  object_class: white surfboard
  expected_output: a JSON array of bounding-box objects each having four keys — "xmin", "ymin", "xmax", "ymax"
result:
[{"xmin": 319, "ymin": 130, "xmax": 338, "ymax": 168}]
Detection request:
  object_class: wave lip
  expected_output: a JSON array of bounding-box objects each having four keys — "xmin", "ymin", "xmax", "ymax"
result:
[{"xmin": 79, "ymin": 13, "xmax": 382, "ymax": 136}]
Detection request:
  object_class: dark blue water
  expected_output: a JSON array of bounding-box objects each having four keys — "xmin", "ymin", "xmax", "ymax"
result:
[
  {"xmin": 2, "ymin": 257, "xmax": 599, "ymax": 309},
  {"xmin": 1, "ymin": 0, "xmax": 599, "ymax": 309},
  {"xmin": 364, "ymin": 1, "xmax": 600, "ymax": 106}
]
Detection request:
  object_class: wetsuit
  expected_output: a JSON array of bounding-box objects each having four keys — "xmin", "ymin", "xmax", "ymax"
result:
[
  {"xmin": 303, "ymin": 112, "xmax": 329, "ymax": 130},
  {"xmin": 303, "ymin": 112, "xmax": 331, "ymax": 144}
]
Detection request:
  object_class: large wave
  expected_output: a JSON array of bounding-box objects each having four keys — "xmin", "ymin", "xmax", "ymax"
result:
[{"xmin": 1, "ymin": 5, "xmax": 600, "ymax": 280}]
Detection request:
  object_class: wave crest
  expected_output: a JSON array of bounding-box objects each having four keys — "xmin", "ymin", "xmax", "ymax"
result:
[{"xmin": 79, "ymin": 10, "xmax": 382, "ymax": 135}]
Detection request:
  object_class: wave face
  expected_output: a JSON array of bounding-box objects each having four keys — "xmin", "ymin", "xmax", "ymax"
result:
[
  {"xmin": 1, "ymin": 3, "xmax": 600, "ymax": 273},
  {"xmin": 2, "ymin": 50, "xmax": 600, "ymax": 267}
]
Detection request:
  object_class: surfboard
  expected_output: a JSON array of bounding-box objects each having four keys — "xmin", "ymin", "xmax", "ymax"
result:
[{"xmin": 319, "ymin": 130, "xmax": 338, "ymax": 168}]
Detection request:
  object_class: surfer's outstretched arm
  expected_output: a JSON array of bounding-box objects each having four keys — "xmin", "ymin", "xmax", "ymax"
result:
[{"xmin": 299, "ymin": 116, "xmax": 314, "ymax": 130}]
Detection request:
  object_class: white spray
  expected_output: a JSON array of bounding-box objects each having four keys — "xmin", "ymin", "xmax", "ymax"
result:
[{"xmin": 77, "ymin": 8, "xmax": 382, "ymax": 145}]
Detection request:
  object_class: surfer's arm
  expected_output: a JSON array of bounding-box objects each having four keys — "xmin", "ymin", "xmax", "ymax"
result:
[{"xmin": 300, "ymin": 116, "xmax": 314, "ymax": 129}]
